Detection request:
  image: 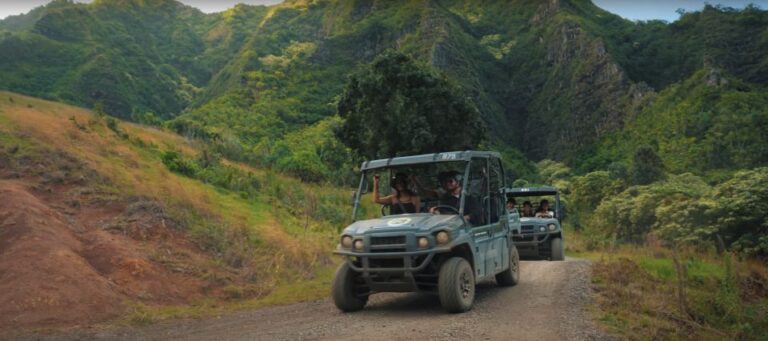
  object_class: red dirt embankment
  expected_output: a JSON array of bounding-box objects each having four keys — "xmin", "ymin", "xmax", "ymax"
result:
[
  {"xmin": 0, "ymin": 180, "xmax": 221, "ymax": 332},
  {"xmin": 0, "ymin": 181, "xmax": 123, "ymax": 328}
]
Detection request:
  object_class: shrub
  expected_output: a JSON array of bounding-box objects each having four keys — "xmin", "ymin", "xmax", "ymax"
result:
[
  {"xmin": 161, "ymin": 150, "xmax": 199, "ymax": 177},
  {"xmin": 591, "ymin": 173, "xmax": 711, "ymax": 244},
  {"xmin": 631, "ymin": 145, "xmax": 665, "ymax": 185},
  {"xmin": 569, "ymin": 171, "xmax": 624, "ymax": 230},
  {"xmin": 276, "ymin": 149, "xmax": 327, "ymax": 183}
]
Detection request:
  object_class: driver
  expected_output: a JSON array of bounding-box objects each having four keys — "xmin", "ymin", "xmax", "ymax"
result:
[
  {"xmin": 428, "ymin": 171, "xmax": 481, "ymax": 225},
  {"xmin": 506, "ymin": 197, "xmax": 517, "ymax": 211},
  {"xmin": 521, "ymin": 201, "xmax": 535, "ymax": 217}
]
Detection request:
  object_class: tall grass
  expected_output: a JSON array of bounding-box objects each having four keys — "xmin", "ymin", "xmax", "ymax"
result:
[
  {"xmin": 0, "ymin": 92, "xmax": 351, "ymax": 321},
  {"xmin": 570, "ymin": 227, "xmax": 768, "ymax": 339}
]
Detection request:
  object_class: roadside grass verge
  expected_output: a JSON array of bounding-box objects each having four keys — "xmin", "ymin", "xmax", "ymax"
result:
[
  {"xmin": 121, "ymin": 265, "xmax": 336, "ymax": 326},
  {"xmin": 565, "ymin": 228, "xmax": 768, "ymax": 339}
]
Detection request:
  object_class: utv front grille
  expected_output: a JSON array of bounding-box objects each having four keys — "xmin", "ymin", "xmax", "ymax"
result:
[
  {"xmin": 371, "ymin": 236, "xmax": 406, "ymax": 246},
  {"xmin": 521, "ymin": 225, "xmax": 535, "ymax": 234}
]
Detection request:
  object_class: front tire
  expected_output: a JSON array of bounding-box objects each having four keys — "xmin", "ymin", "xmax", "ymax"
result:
[
  {"xmin": 438, "ymin": 257, "xmax": 475, "ymax": 313},
  {"xmin": 496, "ymin": 244, "xmax": 520, "ymax": 286},
  {"xmin": 331, "ymin": 262, "xmax": 368, "ymax": 312},
  {"xmin": 550, "ymin": 237, "xmax": 564, "ymax": 261}
]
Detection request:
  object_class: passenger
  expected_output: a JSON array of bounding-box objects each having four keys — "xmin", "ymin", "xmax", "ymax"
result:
[
  {"xmin": 373, "ymin": 173, "xmax": 421, "ymax": 214},
  {"xmin": 535, "ymin": 199, "xmax": 554, "ymax": 218},
  {"xmin": 521, "ymin": 201, "xmax": 535, "ymax": 217},
  {"xmin": 428, "ymin": 171, "xmax": 481, "ymax": 225},
  {"xmin": 506, "ymin": 197, "xmax": 517, "ymax": 211}
]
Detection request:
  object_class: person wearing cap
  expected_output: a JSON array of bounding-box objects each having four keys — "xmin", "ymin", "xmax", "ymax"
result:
[{"xmin": 428, "ymin": 171, "xmax": 481, "ymax": 225}]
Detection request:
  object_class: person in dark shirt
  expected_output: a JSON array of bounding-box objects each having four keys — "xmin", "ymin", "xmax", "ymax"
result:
[
  {"xmin": 521, "ymin": 201, "xmax": 535, "ymax": 217},
  {"xmin": 506, "ymin": 198, "xmax": 517, "ymax": 211},
  {"xmin": 373, "ymin": 172, "xmax": 421, "ymax": 214},
  {"xmin": 428, "ymin": 171, "xmax": 481, "ymax": 225}
]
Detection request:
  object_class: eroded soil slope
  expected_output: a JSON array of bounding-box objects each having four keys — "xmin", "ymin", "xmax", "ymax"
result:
[
  {"xmin": 0, "ymin": 92, "xmax": 337, "ymax": 335},
  {"xmin": 0, "ymin": 168, "xmax": 242, "ymax": 333},
  {"xmin": 0, "ymin": 181, "xmax": 124, "ymax": 328}
]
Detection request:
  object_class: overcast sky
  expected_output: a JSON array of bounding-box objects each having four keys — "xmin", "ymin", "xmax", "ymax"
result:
[
  {"xmin": 0, "ymin": 0, "xmax": 766, "ymax": 21},
  {"xmin": 593, "ymin": 0, "xmax": 766, "ymax": 21}
]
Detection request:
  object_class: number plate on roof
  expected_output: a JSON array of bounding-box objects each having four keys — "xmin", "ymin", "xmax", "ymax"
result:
[{"xmin": 439, "ymin": 153, "xmax": 457, "ymax": 160}]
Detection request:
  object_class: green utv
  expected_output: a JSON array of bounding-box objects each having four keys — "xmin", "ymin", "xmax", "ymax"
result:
[
  {"xmin": 332, "ymin": 151, "xmax": 520, "ymax": 313},
  {"xmin": 505, "ymin": 187, "xmax": 565, "ymax": 261}
]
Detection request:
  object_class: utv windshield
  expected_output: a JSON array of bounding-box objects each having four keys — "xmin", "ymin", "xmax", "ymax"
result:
[
  {"xmin": 352, "ymin": 161, "xmax": 469, "ymax": 220},
  {"xmin": 506, "ymin": 189, "xmax": 560, "ymax": 220}
]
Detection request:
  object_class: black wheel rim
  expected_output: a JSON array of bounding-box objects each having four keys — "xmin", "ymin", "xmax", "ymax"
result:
[{"xmin": 459, "ymin": 268, "xmax": 472, "ymax": 299}]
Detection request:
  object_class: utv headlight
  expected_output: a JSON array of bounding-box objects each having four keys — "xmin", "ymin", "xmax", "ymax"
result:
[
  {"xmin": 417, "ymin": 237, "xmax": 429, "ymax": 249},
  {"xmin": 353, "ymin": 239, "xmax": 364, "ymax": 251},
  {"xmin": 548, "ymin": 224, "xmax": 557, "ymax": 231},
  {"xmin": 539, "ymin": 226, "xmax": 546, "ymax": 232},
  {"xmin": 436, "ymin": 231, "xmax": 450, "ymax": 245},
  {"xmin": 341, "ymin": 235, "xmax": 353, "ymax": 249}
]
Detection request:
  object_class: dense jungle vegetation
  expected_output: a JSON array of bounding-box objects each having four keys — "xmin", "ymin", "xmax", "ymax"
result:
[{"xmin": 1, "ymin": 0, "xmax": 767, "ymax": 257}]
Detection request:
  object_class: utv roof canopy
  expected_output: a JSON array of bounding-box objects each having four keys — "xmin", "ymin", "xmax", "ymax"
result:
[{"xmin": 360, "ymin": 151, "xmax": 501, "ymax": 171}]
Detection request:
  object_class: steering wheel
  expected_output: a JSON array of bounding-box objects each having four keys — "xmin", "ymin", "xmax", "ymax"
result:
[
  {"xmin": 431, "ymin": 205, "xmax": 470, "ymax": 227},
  {"xmin": 430, "ymin": 205, "xmax": 461, "ymax": 215}
]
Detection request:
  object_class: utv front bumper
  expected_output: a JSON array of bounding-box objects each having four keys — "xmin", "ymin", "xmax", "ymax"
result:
[{"xmin": 334, "ymin": 241, "xmax": 453, "ymax": 292}]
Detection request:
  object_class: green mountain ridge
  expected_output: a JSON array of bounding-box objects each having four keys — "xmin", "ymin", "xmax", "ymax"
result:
[
  {"xmin": 589, "ymin": 67, "xmax": 768, "ymax": 175},
  {"xmin": 1, "ymin": 0, "xmax": 767, "ymax": 176}
]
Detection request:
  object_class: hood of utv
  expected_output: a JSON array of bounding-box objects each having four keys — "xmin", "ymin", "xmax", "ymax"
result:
[{"xmin": 343, "ymin": 213, "xmax": 464, "ymax": 235}]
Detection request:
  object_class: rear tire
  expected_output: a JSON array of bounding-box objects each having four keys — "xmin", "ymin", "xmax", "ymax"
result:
[
  {"xmin": 496, "ymin": 244, "xmax": 520, "ymax": 286},
  {"xmin": 331, "ymin": 262, "xmax": 368, "ymax": 312},
  {"xmin": 550, "ymin": 237, "xmax": 564, "ymax": 261},
  {"xmin": 438, "ymin": 257, "xmax": 475, "ymax": 313}
]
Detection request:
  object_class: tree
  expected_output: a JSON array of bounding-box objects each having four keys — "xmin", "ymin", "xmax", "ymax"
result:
[
  {"xmin": 336, "ymin": 51, "xmax": 485, "ymax": 159},
  {"xmin": 712, "ymin": 168, "xmax": 768, "ymax": 257},
  {"xmin": 631, "ymin": 145, "xmax": 665, "ymax": 185}
]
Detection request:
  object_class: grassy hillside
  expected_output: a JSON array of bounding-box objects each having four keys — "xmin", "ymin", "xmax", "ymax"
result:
[{"xmin": 0, "ymin": 91, "xmax": 361, "ymax": 330}]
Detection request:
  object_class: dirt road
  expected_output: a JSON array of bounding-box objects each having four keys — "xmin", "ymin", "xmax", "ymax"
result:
[{"xmin": 26, "ymin": 258, "xmax": 609, "ymax": 341}]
